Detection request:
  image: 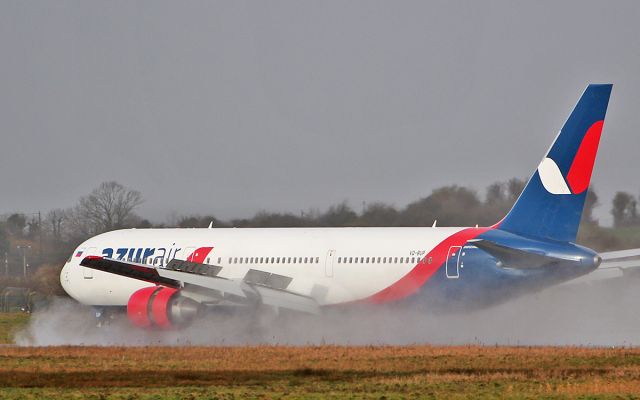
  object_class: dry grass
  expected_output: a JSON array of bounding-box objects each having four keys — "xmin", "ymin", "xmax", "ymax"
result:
[
  {"xmin": 0, "ymin": 312, "xmax": 29, "ymax": 344},
  {"xmin": 1, "ymin": 345, "xmax": 640, "ymax": 398},
  {"xmin": 1, "ymin": 313, "xmax": 640, "ymax": 398}
]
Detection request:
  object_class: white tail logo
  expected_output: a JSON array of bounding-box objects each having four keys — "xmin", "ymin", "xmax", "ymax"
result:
[{"xmin": 537, "ymin": 157, "xmax": 571, "ymax": 195}]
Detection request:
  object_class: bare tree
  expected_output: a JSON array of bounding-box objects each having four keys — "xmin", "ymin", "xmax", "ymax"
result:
[{"xmin": 65, "ymin": 181, "xmax": 144, "ymax": 238}]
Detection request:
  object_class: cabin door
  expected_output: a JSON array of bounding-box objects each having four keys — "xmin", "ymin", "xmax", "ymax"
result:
[
  {"xmin": 325, "ymin": 249, "xmax": 336, "ymax": 277},
  {"xmin": 446, "ymin": 246, "xmax": 462, "ymax": 279}
]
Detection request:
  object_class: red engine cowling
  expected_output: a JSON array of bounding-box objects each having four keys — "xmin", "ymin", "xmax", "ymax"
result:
[{"xmin": 127, "ymin": 286, "xmax": 200, "ymax": 329}]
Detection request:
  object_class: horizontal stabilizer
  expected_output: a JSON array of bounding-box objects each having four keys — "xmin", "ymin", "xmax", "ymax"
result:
[{"xmin": 470, "ymin": 239, "xmax": 581, "ymax": 269}]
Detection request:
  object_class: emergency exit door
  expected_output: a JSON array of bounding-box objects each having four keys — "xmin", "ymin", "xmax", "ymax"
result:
[{"xmin": 446, "ymin": 246, "xmax": 462, "ymax": 279}]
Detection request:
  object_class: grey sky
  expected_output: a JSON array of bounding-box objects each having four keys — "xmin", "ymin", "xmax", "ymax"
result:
[{"xmin": 1, "ymin": 1, "xmax": 639, "ymax": 225}]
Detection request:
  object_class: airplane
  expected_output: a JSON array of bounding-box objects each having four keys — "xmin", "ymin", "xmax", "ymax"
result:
[{"xmin": 61, "ymin": 84, "xmax": 621, "ymax": 329}]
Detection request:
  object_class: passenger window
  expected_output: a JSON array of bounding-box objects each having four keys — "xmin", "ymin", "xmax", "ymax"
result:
[
  {"xmin": 304, "ymin": 257, "xmax": 308, "ymax": 263},
  {"xmin": 355, "ymin": 258, "xmax": 358, "ymax": 264},
  {"xmin": 366, "ymin": 257, "xmax": 370, "ymax": 263},
  {"xmin": 218, "ymin": 257, "xmax": 221, "ymax": 264},
  {"xmin": 360, "ymin": 257, "xmax": 364, "ymax": 263},
  {"xmin": 349, "ymin": 257, "xmax": 353, "ymax": 263},
  {"xmin": 316, "ymin": 257, "xmax": 319, "ymax": 263},
  {"xmin": 265, "ymin": 258, "xmax": 269, "ymax": 264},
  {"xmin": 298, "ymin": 257, "xmax": 302, "ymax": 263},
  {"xmin": 293, "ymin": 257, "xmax": 296, "ymax": 264},
  {"xmin": 337, "ymin": 257, "xmax": 341, "ymax": 263},
  {"xmin": 206, "ymin": 257, "xmax": 210, "ymax": 264}
]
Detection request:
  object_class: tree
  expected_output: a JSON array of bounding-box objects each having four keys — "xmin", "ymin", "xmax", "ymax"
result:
[
  {"xmin": 581, "ymin": 187, "xmax": 599, "ymax": 225},
  {"xmin": 318, "ymin": 203, "xmax": 358, "ymax": 227},
  {"xmin": 357, "ymin": 203, "xmax": 399, "ymax": 227},
  {"xmin": 46, "ymin": 209, "xmax": 64, "ymax": 240},
  {"xmin": 65, "ymin": 181, "xmax": 144, "ymax": 238},
  {"xmin": 484, "ymin": 182, "xmax": 511, "ymax": 223},
  {"xmin": 506, "ymin": 178, "xmax": 526, "ymax": 203},
  {"xmin": 6, "ymin": 213, "xmax": 26, "ymax": 236},
  {"xmin": 612, "ymin": 191, "xmax": 638, "ymax": 227},
  {"xmin": 0, "ymin": 224, "xmax": 9, "ymax": 256},
  {"xmin": 401, "ymin": 186, "xmax": 483, "ymax": 226}
]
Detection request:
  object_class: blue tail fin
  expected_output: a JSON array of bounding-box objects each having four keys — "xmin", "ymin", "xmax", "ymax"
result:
[{"xmin": 498, "ymin": 84, "xmax": 612, "ymax": 242}]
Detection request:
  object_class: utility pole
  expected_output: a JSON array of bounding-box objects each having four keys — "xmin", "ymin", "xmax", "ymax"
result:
[
  {"xmin": 38, "ymin": 211, "xmax": 42, "ymax": 263},
  {"xmin": 4, "ymin": 252, "xmax": 7, "ymax": 276},
  {"xmin": 16, "ymin": 245, "xmax": 31, "ymax": 279}
]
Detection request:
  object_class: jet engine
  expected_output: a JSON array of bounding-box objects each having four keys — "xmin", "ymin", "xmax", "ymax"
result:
[{"xmin": 127, "ymin": 286, "xmax": 200, "ymax": 329}]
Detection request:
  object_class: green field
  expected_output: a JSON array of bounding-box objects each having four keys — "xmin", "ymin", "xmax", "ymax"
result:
[
  {"xmin": 0, "ymin": 312, "xmax": 29, "ymax": 344},
  {"xmin": 2, "ymin": 313, "xmax": 640, "ymax": 399}
]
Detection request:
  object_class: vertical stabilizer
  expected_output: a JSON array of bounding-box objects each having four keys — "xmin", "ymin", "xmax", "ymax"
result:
[{"xmin": 499, "ymin": 84, "xmax": 612, "ymax": 242}]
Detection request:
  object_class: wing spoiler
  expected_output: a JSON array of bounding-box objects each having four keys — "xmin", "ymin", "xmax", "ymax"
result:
[
  {"xmin": 80, "ymin": 256, "xmax": 180, "ymax": 288},
  {"xmin": 80, "ymin": 256, "xmax": 320, "ymax": 314}
]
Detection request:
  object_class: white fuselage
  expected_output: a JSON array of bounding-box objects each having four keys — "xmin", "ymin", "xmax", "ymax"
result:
[{"xmin": 61, "ymin": 227, "xmax": 469, "ymax": 306}]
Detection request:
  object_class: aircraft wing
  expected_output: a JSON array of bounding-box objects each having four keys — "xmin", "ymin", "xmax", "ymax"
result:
[
  {"xmin": 80, "ymin": 256, "xmax": 320, "ymax": 314},
  {"xmin": 560, "ymin": 248, "xmax": 640, "ymax": 286}
]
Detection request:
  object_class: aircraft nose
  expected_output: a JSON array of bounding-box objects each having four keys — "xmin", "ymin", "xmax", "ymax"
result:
[{"xmin": 60, "ymin": 263, "xmax": 78, "ymax": 301}]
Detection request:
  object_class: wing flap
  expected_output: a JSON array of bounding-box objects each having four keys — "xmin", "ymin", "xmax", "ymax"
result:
[
  {"xmin": 156, "ymin": 268, "xmax": 246, "ymax": 298},
  {"xmin": 80, "ymin": 256, "xmax": 319, "ymax": 314}
]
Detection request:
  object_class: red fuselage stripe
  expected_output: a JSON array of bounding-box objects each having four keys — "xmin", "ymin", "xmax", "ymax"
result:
[{"xmin": 365, "ymin": 226, "xmax": 491, "ymax": 303}]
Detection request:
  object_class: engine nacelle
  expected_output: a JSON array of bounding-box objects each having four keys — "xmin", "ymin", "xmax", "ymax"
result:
[{"xmin": 127, "ymin": 286, "xmax": 200, "ymax": 329}]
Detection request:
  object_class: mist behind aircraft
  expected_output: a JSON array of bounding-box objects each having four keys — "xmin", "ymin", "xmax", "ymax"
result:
[{"xmin": 16, "ymin": 280, "xmax": 640, "ymax": 347}]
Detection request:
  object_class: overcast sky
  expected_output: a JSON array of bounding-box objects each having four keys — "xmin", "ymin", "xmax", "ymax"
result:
[{"xmin": 1, "ymin": 1, "xmax": 639, "ymax": 225}]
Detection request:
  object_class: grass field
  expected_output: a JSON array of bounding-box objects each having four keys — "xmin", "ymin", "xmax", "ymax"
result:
[
  {"xmin": 2, "ymin": 313, "xmax": 640, "ymax": 399},
  {"xmin": 0, "ymin": 312, "xmax": 29, "ymax": 344}
]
